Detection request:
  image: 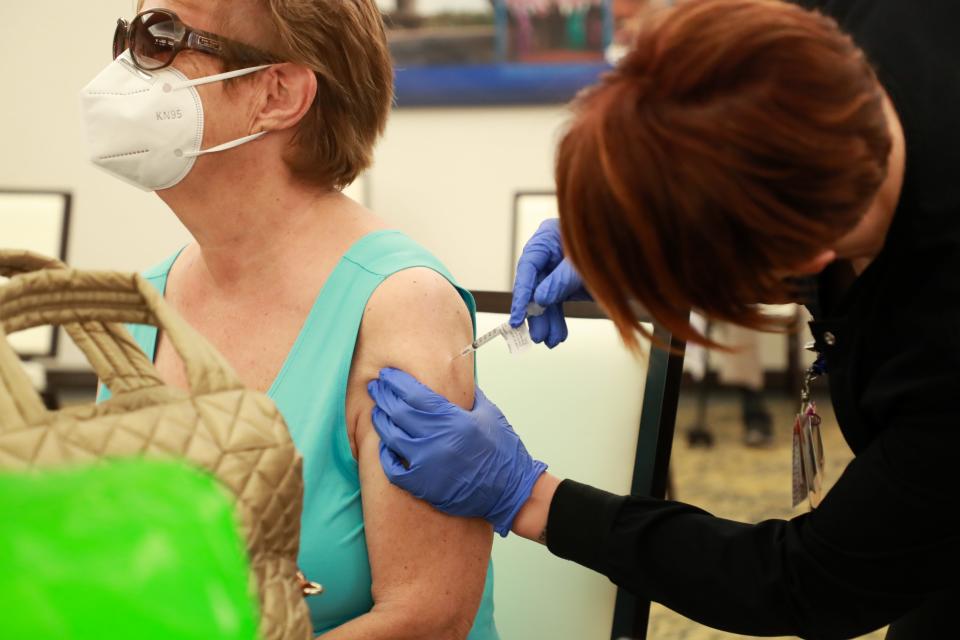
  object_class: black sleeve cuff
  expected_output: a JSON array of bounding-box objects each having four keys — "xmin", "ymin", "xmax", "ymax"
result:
[{"xmin": 546, "ymin": 479, "xmax": 626, "ymax": 572}]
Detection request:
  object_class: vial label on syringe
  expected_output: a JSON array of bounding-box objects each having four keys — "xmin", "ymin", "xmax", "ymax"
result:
[{"xmin": 500, "ymin": 322, "xmax": 533, "ymax": 354}]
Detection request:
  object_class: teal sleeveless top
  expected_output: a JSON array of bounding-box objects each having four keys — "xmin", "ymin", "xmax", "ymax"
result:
[{"xmin": 99, "ymin": 230, "xmax": 498, "ymax": 638}]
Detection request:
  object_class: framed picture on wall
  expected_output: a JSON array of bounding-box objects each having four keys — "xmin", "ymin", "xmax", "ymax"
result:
[
  {"xmin": 381, "ymin": 0, "xmax": 652, "ymax": 106},
  {"xmin": 511, "ymin": 190, "xmax": 558, "ymax": 279},
  {"xmin": 0, "ymin": 189, "xmax": 71, "ymax": 358}
]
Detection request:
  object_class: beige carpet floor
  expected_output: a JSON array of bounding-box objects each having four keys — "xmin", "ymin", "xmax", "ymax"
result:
[{"xmin": 649, "ymin": 390, "xmax": 886, "ymax": 640}]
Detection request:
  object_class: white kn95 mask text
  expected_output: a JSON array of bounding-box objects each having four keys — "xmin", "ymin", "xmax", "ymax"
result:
[{"xmin": 80, "ymin": 52, "xmax": 271, "ymax": 191}]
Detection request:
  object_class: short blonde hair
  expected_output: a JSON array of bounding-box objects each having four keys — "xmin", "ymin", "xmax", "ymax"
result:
[{"xmin": 226, "ymin": 0, "xmax": 394, "ymax": 189}]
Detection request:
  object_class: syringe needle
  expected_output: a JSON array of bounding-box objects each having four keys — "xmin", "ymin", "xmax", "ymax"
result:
[
  {"xmin": 455, "ymin": 325, "xmax": 504, "ymax": 359},
  {"xmin": 453, "ymin": 303, "xmax": 546, "ymax": 360}
]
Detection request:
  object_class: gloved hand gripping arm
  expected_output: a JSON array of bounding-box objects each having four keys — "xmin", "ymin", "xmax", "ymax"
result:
[{"xmin": 368, "ymin": 368, "xmax": 548, "ymax": 536}]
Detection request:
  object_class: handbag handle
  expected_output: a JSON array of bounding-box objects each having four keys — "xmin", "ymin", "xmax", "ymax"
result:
[
  {"xmin": 0, "ymin": 264, "xmax": 244, "ymax": 432},
  {"xmin": 0, "ymin": 249, "xmax": 69, "ymax": 276},
  {"xmin": 0, "ymin": 250, "xmax": 166, "ymax": 396}
]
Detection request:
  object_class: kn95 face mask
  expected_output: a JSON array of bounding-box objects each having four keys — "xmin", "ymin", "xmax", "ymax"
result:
[{"xmin": 79, "ymin": 52, "xmax": 271, "ymax": 192}]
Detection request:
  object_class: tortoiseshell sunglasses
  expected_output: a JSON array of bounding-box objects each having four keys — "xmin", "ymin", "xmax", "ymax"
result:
[{"xmin": 113, "ymin": 8, "xmax": 277, "ymax": 71}]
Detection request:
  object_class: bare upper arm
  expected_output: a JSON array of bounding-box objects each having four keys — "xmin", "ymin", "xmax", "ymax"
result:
[{"xmin": 344, "ymin": 267, "xmax": 489, "ymax": 637}]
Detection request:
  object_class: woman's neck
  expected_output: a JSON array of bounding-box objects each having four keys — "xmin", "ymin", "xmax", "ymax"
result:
[{"xmin": 157, "ymin": 167, "xmax": 377, "ymax": 295}]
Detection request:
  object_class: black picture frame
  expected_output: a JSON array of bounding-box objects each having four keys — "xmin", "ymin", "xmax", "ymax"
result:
[{"xmin": 0, "ymin": 188, "xmax": 72, "ymax": 359}]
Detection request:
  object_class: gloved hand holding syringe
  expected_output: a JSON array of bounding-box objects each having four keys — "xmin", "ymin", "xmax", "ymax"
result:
[{"xmin": 457, "ymin": 303, "xmax": 546, "ymax": 358}]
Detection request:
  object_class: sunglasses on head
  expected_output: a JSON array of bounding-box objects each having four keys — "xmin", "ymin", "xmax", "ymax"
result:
[{"xmin": 113, "ymin": 8, "xmax": 277, "ymax": 71}]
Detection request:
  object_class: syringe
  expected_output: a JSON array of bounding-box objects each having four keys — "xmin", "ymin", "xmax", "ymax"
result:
[{"xmin": 457, "ymin": 303, "xmax": 545, "ymax": 358}]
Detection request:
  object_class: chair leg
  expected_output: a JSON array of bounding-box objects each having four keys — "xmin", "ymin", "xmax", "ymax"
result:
[{"xmin": 685, "ymin": 321, "xmax": 715, "ymax": 448}]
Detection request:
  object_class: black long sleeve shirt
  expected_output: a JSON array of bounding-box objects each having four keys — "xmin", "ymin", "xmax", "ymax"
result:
[{"xmin": 546, "ymin": 2, "xmax": 960, "ymax": 638}]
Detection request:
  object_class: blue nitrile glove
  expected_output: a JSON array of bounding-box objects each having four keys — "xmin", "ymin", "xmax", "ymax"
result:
[
  {"xmin": 368, "ymin": 367, "xmax": 548, "ymax": 537},
  {"xmin": 510, "ymin": 219, "xmax": 591, "ymax": 348}
]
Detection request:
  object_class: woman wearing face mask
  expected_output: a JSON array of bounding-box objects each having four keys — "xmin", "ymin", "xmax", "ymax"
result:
[
  {"xmin": 87, "ymin": 2, "xmax": 498, "ymax": 638},
  {"xmin": 368, "ymin": 0, "xmax": 960, "ymax": 637}
]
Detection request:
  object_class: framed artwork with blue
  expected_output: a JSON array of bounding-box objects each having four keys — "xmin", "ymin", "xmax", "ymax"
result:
[{"xmin": 381, "ymin": 0, "xmax": 652, "ymax": 106}]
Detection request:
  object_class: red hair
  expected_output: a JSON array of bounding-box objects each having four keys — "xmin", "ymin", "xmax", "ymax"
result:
[{"xmin": 556, "ymin": 0, "xmax": 891, "ymax": 348}]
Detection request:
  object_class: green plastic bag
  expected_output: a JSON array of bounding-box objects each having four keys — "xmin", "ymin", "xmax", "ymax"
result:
[{"xmin": 0, "ymin": 459, "xmax": 260, "ymax": 639}]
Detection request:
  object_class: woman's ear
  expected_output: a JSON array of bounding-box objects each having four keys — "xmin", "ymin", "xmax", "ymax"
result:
[
  {"xmin": 254, "ymin": 63, "xmax": 317, "ymax": 132},
  {"xmin": 791, "ymin": 250, "xmax": 837, "ymax": 275}
]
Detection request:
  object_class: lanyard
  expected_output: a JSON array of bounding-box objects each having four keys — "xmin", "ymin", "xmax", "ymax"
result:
[{"xmin": 793, "ymin": 351, "xmax": 827, "ymax": 509}]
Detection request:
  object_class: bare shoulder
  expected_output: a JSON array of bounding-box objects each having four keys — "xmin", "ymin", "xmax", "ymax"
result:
[
  {"xmin": 359, "ymin": 267, "xmax": 475, "ymax": 380},
  {"xmin": 346, "ymin": 267, "xmax": 476, "ymax": 454}
]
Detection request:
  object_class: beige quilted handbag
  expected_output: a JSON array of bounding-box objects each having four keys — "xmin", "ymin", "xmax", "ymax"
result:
[{"xmin": 0, "ymin": 251, "xmax": 315, "ymax": 640}]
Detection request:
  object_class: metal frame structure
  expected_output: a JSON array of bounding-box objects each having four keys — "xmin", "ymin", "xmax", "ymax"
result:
[{"xmin": 472, "ymin": 291, "xmax": 686, "ymax": 640}]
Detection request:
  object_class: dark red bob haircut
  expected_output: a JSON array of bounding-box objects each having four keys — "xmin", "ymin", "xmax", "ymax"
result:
[{"xmin": 556, "ymin": 0, "xmax": 891, "ymax": 348}]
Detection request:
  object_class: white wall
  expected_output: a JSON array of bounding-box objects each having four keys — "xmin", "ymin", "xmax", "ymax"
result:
[{"xmin": 370, "ymin": 107, "xmax": 567, "ymax": 291}]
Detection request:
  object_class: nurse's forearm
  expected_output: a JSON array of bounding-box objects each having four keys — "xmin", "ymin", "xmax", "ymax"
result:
[{"xmin": 511, "ymin": 472, "xmax": 562, "ymax": 544}]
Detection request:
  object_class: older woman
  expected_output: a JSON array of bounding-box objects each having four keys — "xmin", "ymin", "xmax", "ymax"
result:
[{"xmin": 88, "ymin": 1, "xmax": 497, "ymax": 638}]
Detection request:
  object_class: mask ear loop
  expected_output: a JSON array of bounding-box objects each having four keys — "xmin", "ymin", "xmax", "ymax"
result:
[
  {"xmin": 180, "ymin": 131, "xmax": 268, "ymax": 159},
  {"xmin": 166, "ymin": 64, "xmax": 274, "ymax": 159}
]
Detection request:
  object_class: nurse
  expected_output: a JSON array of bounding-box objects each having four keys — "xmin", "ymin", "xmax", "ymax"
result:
[{"xmin": 368, "ymin": 0, "xmax": 960, "ymax": 638}]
